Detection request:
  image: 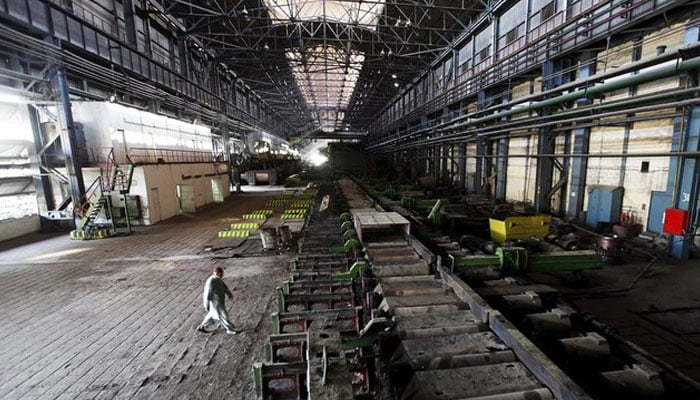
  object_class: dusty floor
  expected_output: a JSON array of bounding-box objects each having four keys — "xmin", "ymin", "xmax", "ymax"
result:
[
  {"xmin": 532, "ymin": 249, "xmax": 700, "ymax": 382},
  {"xmin": 0, "ymin": 193, "xmax": 292, "ymax": 400}
]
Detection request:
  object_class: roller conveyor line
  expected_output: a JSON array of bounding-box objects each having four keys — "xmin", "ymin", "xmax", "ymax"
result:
[
  {"xmin": 336, "ymin": 178, "xmax": 590, "ymax": 400},
  {"xmin": 362, "ymin": 242, "xmax": 587, "ymax": 400},
  {"xmin": 256, "ymin": 179, "xmax": 699, "ymax": 399}
]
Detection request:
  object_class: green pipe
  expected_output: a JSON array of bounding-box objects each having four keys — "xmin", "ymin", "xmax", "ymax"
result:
[
  {"xmin": 406, "ymin": 90, "xmax": 700, "ymax": 148},
  {"xmin": 369, "ymin": 53, "xmax": 700, "ymax": 150},
  {"xmin": 445, "ymin": 57, "xmax": 700, "ymax": 132}
]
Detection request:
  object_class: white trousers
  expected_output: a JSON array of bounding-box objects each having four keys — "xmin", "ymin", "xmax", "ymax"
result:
[{"xmin": 200, "ymin": 301, "xmax": 236, "ymax": 331}]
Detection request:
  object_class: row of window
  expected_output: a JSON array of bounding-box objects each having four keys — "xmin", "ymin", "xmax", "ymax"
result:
[{"xmin": 372, "ymin": 0, "xmax": 600, "ymax": 131}]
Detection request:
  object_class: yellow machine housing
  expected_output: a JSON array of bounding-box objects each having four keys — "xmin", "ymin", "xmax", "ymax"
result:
[{"xmin": 489, "ymin": 214, "xmax": 552, "ymax": 242}]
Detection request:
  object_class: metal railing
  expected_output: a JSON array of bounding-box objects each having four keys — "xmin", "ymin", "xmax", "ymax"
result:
[
  {"xmin": 371, "ymin": 0, "xmax": 677, "ymax": 137},
  {"xmin": 127, "ymin": 147, "xmax": 219, "ymax": 164}
]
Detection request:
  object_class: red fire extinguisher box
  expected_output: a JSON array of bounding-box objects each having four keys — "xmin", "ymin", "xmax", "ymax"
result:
[{"xmin": 662, "ymin": 208, "xmax": 690, "ymax": 236}]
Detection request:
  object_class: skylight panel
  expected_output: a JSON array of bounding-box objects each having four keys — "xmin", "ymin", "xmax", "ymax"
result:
[{"xmin": 264, "ymin": 0, "xmax": 385, "ymax": 29}]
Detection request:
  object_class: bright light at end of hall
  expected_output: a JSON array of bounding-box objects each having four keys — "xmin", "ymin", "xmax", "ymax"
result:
[{"xmin": 310, "ymin": 152, "xmax": 328, "ymax": 166}]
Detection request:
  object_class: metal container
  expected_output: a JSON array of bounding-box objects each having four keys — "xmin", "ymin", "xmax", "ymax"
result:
[
  {"xmin": 260, "ymin": 228, "xmax": 278, "ymax": 250},
  {"xmin": 277, "ymin": 225, "xmax": 293, "ymax": 245},
  {"xmin": 595, "ymin": 235, "xmax": 625, "ymax": 265}
]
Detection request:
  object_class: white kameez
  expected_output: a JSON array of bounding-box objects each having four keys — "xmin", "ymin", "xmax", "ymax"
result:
[{"xmin": 200, "ymin": 275, "xmax": 236, "ymax": 331}]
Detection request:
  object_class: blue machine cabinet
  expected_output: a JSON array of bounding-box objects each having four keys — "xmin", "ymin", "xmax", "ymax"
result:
[{"xmin": 586, "ymin": 186, "xmax": 624, "ymax": 229}]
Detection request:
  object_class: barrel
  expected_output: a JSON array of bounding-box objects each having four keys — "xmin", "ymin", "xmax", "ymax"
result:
[
  {"xmin": 260, "ymin": 228, "xmax": 278, "ymax": 250},
  {"xmin": 277, "ymin": 225, "xmax": 293, "ymax": 244}
]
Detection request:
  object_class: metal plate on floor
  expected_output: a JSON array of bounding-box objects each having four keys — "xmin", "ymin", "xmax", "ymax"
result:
[{"xmin": 640, "ymin": 307, "xmax": 700, "ymax": 345}]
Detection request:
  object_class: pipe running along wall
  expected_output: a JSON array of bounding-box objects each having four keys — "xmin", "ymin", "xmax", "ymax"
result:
[
  {"xmin": 383, "ymin": 90, "xmax": 699, "ymax": 151},
  {"xmin": 368, "ymin": 45, "xmax": 700, "ymax": 152}
]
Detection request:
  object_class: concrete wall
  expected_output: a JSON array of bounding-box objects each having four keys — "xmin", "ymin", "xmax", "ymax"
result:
[
  {"xmin": 506, "ymin": 136, "xmax": 537, "ymax": 204},
  {"xmin": 141, "ymin": 163, "xmax": 230, "ymax": 225},
  {"xmin": 81, "ymin": 163, "xmax": 229, "ymax": 225},
  {"xmin": 489, "ymin": 21, "xmax": 689, "ymax": 229},
  {"xmin": 0, "ymin": 216, "xmax": 40, "ymax": 242}
]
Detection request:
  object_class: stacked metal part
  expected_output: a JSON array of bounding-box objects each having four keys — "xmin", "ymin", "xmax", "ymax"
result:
[
  {"xmin": 253, "ymin": 183, "xmax": 367, "ymax": 399},
  {"xmin": 339, "ymin": 178, "xmax": 574, "ymax": 400}
]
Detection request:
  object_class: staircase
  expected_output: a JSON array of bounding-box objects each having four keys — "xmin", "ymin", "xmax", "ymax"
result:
[
  {"xmin": 70, "ymin": 177, "xmax": 110, "ymax": 240},
  {"xmin": 70, "ymin": 149, "xmax": 135, "ymax": 240}
]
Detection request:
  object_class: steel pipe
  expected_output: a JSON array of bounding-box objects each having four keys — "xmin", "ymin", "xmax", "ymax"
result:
[
  {"xmin": 369, "ymin": 52, "xmax": 700, "ymax": 151},
  {"xmin": 408, "ymin": 95, "xmax": 699, "ymax": 148},
  {"xmin": 371, "ymin": 40, "xmax": 700, "ymax": 146}
]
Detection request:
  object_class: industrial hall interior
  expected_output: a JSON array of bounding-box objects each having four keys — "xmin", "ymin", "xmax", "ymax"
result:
[{"xmin": 3, "ymin": 0, "xmax": 700, "ymax": 399}]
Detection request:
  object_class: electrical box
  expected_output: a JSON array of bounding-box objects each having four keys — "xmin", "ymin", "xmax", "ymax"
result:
[{"xmin": 662, "ymin": 208, "xmax": 690, "ymax": 236}]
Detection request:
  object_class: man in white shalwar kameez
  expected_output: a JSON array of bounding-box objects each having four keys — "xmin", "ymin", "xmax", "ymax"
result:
[{"xmin": 196, "ymin": 267, "xmax": 238, "ymax": 334}]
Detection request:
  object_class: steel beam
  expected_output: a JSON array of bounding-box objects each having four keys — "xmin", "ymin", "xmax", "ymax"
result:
[
  {"xmin": 27, "ymin": 105, "xmax": 55, "ymax": 212},
  {"xmin": 51, "ymin": 66, "xmax": 86, "ymax": 223},
  {"xmin": 534, "ymin": 129, "xmax": 554, "ymax": 214},
  {"xmin": 669, "ymin": 105, "xmax": 700, "ymax": 259},
  {"xmin": 457, "ymin": 142, "xmax": 466, "ymax": 189},
  {"xmin": 665, "ymin": 27, "xmax": 700, "ymax": 259},
  {"xmin": 123, "ymin": 0, "xmax": 138, "ymax": 47},
  {"xmin": 495, "ymin": 137, "xmax": 508, "ymax": 201},
  {"xmin": 567, "ymin": 53, "xmax": 596, "ymax": 219}
]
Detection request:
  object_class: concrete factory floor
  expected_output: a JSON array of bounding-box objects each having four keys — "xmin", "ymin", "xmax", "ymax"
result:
[
  {"xmin": 533, "ymin": 250, "xmax": 700, "ymax": 383},
  {"xmin": 0, "ymin": 192, "xmax": 292, "ymax": 400}
]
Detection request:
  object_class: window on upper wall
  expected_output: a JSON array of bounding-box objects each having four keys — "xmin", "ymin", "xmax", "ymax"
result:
[
  {"xmin": 479, "ymin": 46, "xmax": 490, "ymax": 62},
  {"xmin": 505, "ymin": 27, "xmax": 519, "ymax": 44},
  {"xmin": 541, "ymin": 1, "xmax": 556, "ymax": 22}
]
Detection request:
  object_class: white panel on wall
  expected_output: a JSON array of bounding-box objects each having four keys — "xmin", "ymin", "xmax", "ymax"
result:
[{"xmin": 71, "ymin": 102, "xmax": 213, "ymax": 163}]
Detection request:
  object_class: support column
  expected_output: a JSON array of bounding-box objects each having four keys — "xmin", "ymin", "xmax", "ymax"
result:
[
  {"xmin": 409, "ymin": 148, "xmax": 419, "ymax": 183},
  {"xmin": 220, "ymin": 116, "xmax": 233, "ymax": 185},
  {"xmin": 52, "ymin": 66, "xmax": 86, "ymax": 221},
  {"xmin": 27, "ymin": 105, "xmax": 55, "ymax": 212},
  {"xmin": 534, "ymin": 128, "xmax": 554, "ymax": 213},
  {"xmin": 567, "ymin": 52, "xmax": 596, "ymax": 219},
  {"xmin": 670, "ymin": 106, "xmax": 700, "ymax": 259},
  {"xmin": 441, "ymin": 143, "xmax": 450, "ymax": 186},
  {"xmin": 535, "ymin": 58, "xmax": 563, "ymax": 213},
  {"xmin": 648, "ymin": 27, "xmax": 700, "ymax": 259},
  {"xmin": 432, "ymin": 144, "xmax": 440, "ymax": 180},
  {"xmin": 457, "ymin": 142, "xmax": 466, "ymax": 189},
  {"xmin": 122, "ymin": 0, "xmax": 138, "ymax": 47},
  {"xmin": 495, "ymin": 137, "xmax": 508, "ymax": 201},
  {"xmin": 475, "ymin": 138, "xmax": 485, "ymax": 192},
  {"xmin": 477, "ymin": 138, "xmax": 493, "ymax": 195},
  {"xmin": 142, "ymin": 9, "xmax": 153, "ymax": 57},
  {"xmin": 178, "ymin": 36, "xmax": 190, "ymax": 78}
]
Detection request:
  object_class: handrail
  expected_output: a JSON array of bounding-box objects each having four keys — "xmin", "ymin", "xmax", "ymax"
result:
[
  {"xmin": 127, "ymin": 147, "xmax": 218, "ymax": 164},
  {"xmin": 75, "ymin": 176, "xmax": 103, "ymax": 218},
  {"xmin": 103, "ymin": 148, "xmax": 114, "ymax": 192},
  {"xmin": 372, "ymin": 0, "xmax": 672, "ymax": 136}
]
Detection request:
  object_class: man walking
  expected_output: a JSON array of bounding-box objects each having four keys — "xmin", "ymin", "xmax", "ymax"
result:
[{"xmin": 197, "ymin": 267, "xmax": 238, "ymax": 334}]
